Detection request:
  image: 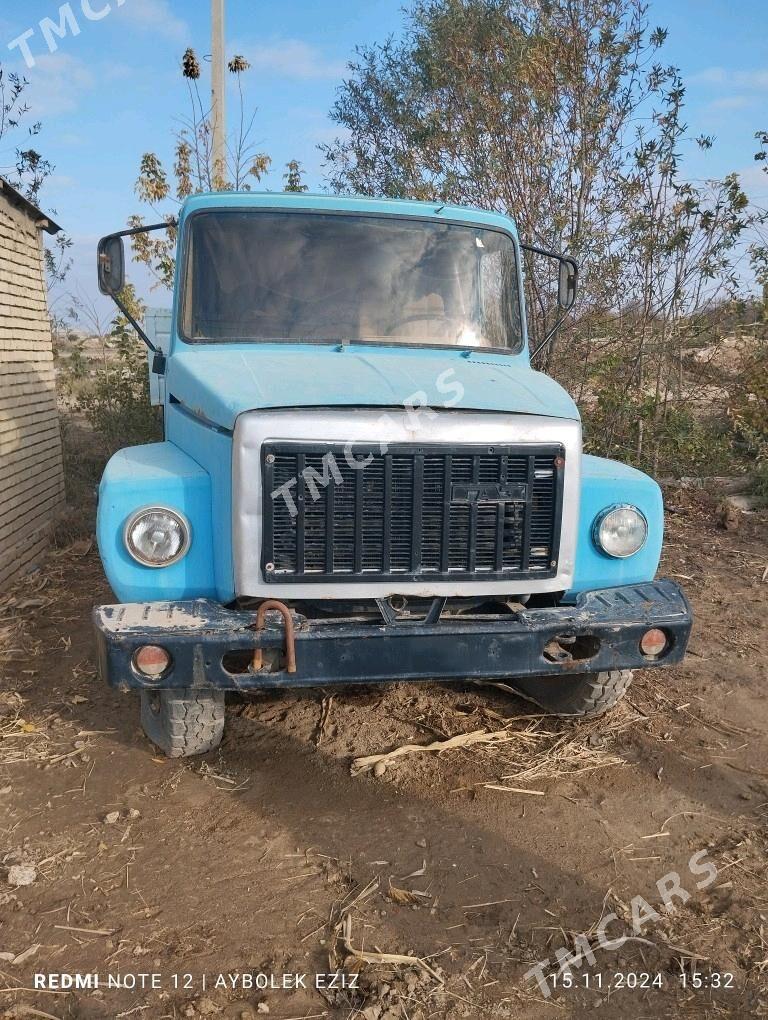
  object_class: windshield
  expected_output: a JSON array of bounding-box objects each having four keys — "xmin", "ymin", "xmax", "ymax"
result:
[{"xmin": 181, "ymin": 211, "xmax": 523, "ymax": 351}]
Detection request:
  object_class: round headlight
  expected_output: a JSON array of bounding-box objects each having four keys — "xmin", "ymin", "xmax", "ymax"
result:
[
  {"xmin": 593, "ymin": 505, "xmax": 648, "ymax": 559},
  {"xmin": 124, "ymin": 507, "xmax": 191, "ymax": 567}
]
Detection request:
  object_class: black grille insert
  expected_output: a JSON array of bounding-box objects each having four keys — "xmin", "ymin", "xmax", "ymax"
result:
[{"xmin": 262, "ymin": 443, "xmax": 564, "ymax": 583}]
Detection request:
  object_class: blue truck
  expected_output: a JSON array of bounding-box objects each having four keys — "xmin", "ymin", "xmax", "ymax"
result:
[{"xmin": 93, "ymin": 191, "xmax": 692, "ymax": 757}]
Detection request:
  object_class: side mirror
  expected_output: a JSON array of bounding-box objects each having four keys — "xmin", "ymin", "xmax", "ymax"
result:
[
  {"xmin": 97, "ymin": 234, "xmax": 125, "ymax": 295},
  {"xmin": 557, "ymin": 259, "xmax": 577, "ymax": 311},
  {"xmin": 520, "ymin": 241, "xmax": 580, "ymax": 360}
]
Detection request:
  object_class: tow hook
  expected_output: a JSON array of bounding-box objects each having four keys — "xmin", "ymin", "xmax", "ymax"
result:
[{"xmin": 251, "ymin": 599, "xmax": 297, "ymax": 674}]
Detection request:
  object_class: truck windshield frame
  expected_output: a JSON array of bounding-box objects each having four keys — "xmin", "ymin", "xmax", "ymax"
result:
[{"xmin": 178, "ymin": 209, "xmax": 525, "ymax": 354}]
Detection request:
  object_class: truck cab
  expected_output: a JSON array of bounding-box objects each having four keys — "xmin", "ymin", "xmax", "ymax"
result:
[{"xmin": 93, "ymin": 192, "xmax": 691, "ymax": 757}]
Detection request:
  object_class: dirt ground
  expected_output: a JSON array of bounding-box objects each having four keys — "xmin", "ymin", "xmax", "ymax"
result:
[{"xmin": 1, "ymin": 488, "xmax": 767, "ymax": 1020}]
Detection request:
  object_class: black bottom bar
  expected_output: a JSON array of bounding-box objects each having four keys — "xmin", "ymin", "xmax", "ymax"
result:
[{"xmin": 94, "ymin": 580, "xmax": 692, "ymax": 692}]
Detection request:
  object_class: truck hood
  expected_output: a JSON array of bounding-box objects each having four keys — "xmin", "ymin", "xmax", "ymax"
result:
[{"xmin": 166, "ymin": 344, "xmax": 579, "ymax": 430}]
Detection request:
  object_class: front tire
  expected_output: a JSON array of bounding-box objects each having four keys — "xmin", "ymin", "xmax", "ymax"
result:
[
  {"xmin": 507, "ymin": 670, "xmax": 633, "ymax": 718},
  {"xmin": 140, "ymin": 688, "xmax": 225, "ymax": 758}
]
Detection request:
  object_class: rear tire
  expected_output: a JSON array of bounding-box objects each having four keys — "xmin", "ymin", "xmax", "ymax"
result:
[
  {"xmin": 507, "ymin": 670, "xmax": 633, "ymax": 718},
  {"xmin": 140, "ymin": 688, "xmax": 225, "ymax": 758}
]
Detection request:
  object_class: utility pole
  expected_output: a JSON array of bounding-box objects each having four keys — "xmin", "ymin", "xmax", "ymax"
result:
[{"xmin": 211, "ymin": 0, "xmax": 225, "ymax": 187}]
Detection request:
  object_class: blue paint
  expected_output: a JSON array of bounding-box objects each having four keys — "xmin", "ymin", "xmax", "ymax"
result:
[
  {"xmin": 164, "ymin": 402, "xmax": 235, "ymax": 603},
  {"xmin": 165, "ymin": 191, "xmax": 578, "ymax": 428},
  {"xmin": 97, "ymin": 192, "xmax": 667, "ymax": 608},
  {"xmin": 569, "ymin": 455, "xmax": 664, "ymax": 596},
  {"xmin": 166, "ymin": 346, "xmax": 578, "ymax": 431},
  {"xmin": 96, "ymin": 442, "xmax": 217, "ymax": 603}
]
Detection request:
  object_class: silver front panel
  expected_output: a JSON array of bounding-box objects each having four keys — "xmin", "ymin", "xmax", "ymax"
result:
[{"xmin": 233, "ymin": 408, "xmax": 581, "ymax": 599}]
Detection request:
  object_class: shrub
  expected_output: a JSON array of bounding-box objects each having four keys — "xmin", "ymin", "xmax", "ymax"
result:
[
  {"xmin": 728, "ymin": 337, "xmax": 768, "ymax": 501},
  {"xmin": 57, "ymin": 287, "xmax": 161, "ymax": 461},
  {"xmin": 75, "ymin": 316, "xmax": 161, "ymax": 457}
]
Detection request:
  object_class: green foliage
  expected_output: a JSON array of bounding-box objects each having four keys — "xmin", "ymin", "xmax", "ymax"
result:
[
  {"xmin": 44, "ymin": 232, "xmax": 73, "ymax": 287},
  {"xmin": 1, "ymin": 62, "xmax": 72, "ymax": 296},
  {"xmin": 583, "ymin": 389, "xmax": 732, "ymax": 477},
  {"xmin": 729, "ymin": 338, "xmax": 768, "ymax": 501},
  {"xmin": 323, "ymin": 0, "xmax": 679, "ymax": 356},
  {"xmin": 739, "ymin": 423, "xmax": 768, "ymax": 504},
  {"xmin": 732, "ymin": 339, "xmax": 768, "ymax": 436},
  {"xmin": 578, "ymin": 340, "xmax": 729, "ymax": 476},
  {"xmin": 58, "ymin": 335, "xmax": 89, "ymax": 382},
  {"xmin": 323, "ymin": 0, "xmax": 768, "ymax": 489},
  {"xmin": 284, "ymin": 160, "xmax": 309, "ymax": 193},
  {"xmin": 60, "ymin": 286, "xmax": 161, "ymax": 458},
  {"xmin": 0, "ymin": 64, "xmax": 52, "ymax": 203},
  {"xmin": 131, "ymin": 49, "xmax": 307, "ymax": 289},
  {"xmin": 130, "ymin": 51, "xmax": 271, "ymax": 288},
  {"xmin": 76, "ymin": 333, "xmax": 160, "ymax": 457},
  {"xmin": 570, "ymin": 315, "xmax": 767, "ymax": 482},
  {"xmin": 323, "ymin": 0, "xmax": 762, "ymax": 380}
]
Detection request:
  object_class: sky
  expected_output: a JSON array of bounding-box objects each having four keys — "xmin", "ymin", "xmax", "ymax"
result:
[{"xmin": 1, "ymin": 0, "xmax": 767, "ymax": 318}]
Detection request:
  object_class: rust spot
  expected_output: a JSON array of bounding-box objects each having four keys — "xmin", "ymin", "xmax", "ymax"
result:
[
  {"xmin": 543, "ymin": 633, "xmax": 600, "ymax": 665},
  {"xmin": 251, "ymin": 599, "xmax": 297, "ymax": 674}
]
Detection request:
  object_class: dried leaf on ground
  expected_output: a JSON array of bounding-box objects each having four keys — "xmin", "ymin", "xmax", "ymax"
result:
[
  {"xmin": 340, "ymin": 913, "xmax": 442, "ymax": 982},
  {"xmin": 351, "ymin": 728, "xmax": 513, "ymax": 775}
]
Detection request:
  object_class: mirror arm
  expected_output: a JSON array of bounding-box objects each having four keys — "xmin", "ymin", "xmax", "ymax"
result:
[
  {"xmin": 520, "ymin": 241, "xmax": 576, "ymax": 265},
  {"xmin": 530, "ymin": 308, "xmax": 572, "ymax": 361},
  {"xmin": 98, "ymin": 219, "xmax": 177, "ymax": 374},
  {"xmin": 519, "ymin": 243, "xmax": 579, "ymax": 362},
  {"xmin": 109, "ymin": 287, "xmax": 164, "ymax": 371}
]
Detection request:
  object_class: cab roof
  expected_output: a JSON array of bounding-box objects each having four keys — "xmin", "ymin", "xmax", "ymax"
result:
[{"xmin": 178, "ymin": 190, "xmax": 519, "ymax": 238}]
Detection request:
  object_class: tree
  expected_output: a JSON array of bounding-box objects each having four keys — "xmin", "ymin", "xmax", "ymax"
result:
[
  {"xmin": 750, "ymin": 130, "xmax": 768, "ymax": 312},
  {"xmin": 0, "ymin": 62, "xmax": 72, "ymax": 308},
  {"xmin": 284, "ymin": 159, "xmax": 309, "ymax": 193},
  {"xmin": 0, "ymin": 63, "xmax": 54, "ymax": 203},
  {"xmin": 323, "ymin": 0, "xmax": 678, "ymax": 358},
  {"xmin": 63, "ymin": 286, "xmax": 161, "ymax": 456},
  {"xmin": 575, "ymin": 74, "xmax": 758, "ymax": 470},
  {"xmin": 322, "ymin": 0, "xmax": 765, "ymax": 478},
  {"xmin": 131, "ymin": 50, "xmax": 304, "ymax": 289}
]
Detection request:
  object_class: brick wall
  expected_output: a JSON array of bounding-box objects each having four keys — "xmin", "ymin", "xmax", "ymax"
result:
[{"xmin": 0, "ymin": 192, "xmax": 64, "ymax": 590}]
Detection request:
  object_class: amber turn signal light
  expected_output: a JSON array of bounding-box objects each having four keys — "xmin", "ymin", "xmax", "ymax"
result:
[
  {"xmin": 640, "ymin": 628, "xmax": 668, "ymax": 658},
  {"xmin": 133, "ymin": 644, "xmax": 171, "ymax": 678}
]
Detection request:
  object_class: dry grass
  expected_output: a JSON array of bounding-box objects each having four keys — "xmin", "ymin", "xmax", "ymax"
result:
[
  {"xmin": 0, "ymin": 552, "xmax": 74, "ymax": 673},
  {"xmin": 0, "ymin": 545, "xmax": 99, "ymax": 771},
  {"xmin": 483, "ymin": 709, "xmax": 634, "ymax": 786},
  {"xmin": 352, "ymin": 703, "xmax": 637, "ymax": 794}
]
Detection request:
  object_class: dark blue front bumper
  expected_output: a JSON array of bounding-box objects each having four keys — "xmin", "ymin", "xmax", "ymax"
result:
[{"xmin": 93, "ymin": 579, "xmax": 692, "ymax": 692}]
